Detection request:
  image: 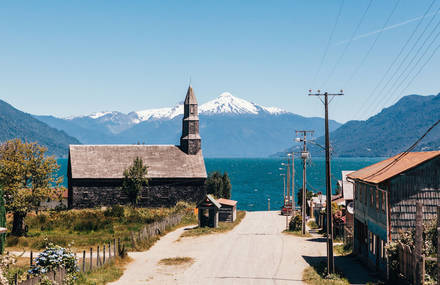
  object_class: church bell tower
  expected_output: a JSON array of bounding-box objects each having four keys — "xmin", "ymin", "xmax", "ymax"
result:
[{"xmin": 180, "ymin": 85, "xmax": 201, "ymax": 155}]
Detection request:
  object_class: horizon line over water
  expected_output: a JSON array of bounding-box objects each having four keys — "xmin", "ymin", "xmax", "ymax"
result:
[{"xmin": 57, "ymin": 157, "xmax": 382, "ymax": 211}]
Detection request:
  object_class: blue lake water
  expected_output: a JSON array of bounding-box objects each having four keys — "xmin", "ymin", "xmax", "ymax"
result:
[{"xmin": 57, "ymin": 157, "xmax": 382, "ymax": 211}]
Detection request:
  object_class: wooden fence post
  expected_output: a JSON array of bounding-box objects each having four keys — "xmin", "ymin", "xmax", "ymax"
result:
[
  {"xmin": 90, "ymin": 248, "xmax": 93, "ymax": 271},
  {"xmin": 415, "ymin": 202, "xmax": 424, "ymax": 285},
  {"xmin": 108, "ymin": 242, "xmax": 111, "ymax": 260},
  {"xmin": 103, "ymin": 245, "xmax": 106, "ymax": 264},
  {"xmin": 97, "ymin": 246, "xmax": 100, "ymax": 266},
  {"xmin": 113, "ymin": 239, "xmax": 116, "ymax": 259},
  {"xmin": 437, "ymin": 206, "xmax": 439, "ymax": 285},
  {"xmin": 30, "ymin": 250, "xmax": 33, "ymax": 267},
  {"xmin": 82, "ymin": 250, "xmax": 86, "ymax": 272},
  {"xmin": 117, "ymin": 238, "xmax": 120, "ymax": 256}
]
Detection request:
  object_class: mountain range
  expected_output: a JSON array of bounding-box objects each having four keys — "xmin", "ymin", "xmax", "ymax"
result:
[
  {"xmin": 273, "ymin": 93, "xmax": 440, "ymax": 157},
  {"xmin": 0, "ymin": 100, "xmax": 80, "ymax": 157},
  {"xmin": 35, "ymin": 92, "xmax": 341, "ymax": 157}
]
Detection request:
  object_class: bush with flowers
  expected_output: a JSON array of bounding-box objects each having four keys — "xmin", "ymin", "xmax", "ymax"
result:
[{"xmin": 29, "ymin": 243, "xmax": 79, "ymax": 284}]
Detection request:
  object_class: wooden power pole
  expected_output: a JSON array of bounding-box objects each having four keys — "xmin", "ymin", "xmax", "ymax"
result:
[
  {"xmin": 308, "ymin": 90, "xmax": 343, "ymax": 274},
  {"xmin": 295, "ymin": 130, "xmax": 314, "ymax": 235}
]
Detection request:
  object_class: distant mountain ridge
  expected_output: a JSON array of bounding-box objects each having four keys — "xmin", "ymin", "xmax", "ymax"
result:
[
  {"xmin": 35, "ymin": 92, "xmax": 341, "ymax": 157},
  {"xmin": 273, "ymin": 93, "xmax": 440, "ymax": 157},
  {"xmin": 0, "ymin": 100, "xmax": 80, "ymax": 157}
]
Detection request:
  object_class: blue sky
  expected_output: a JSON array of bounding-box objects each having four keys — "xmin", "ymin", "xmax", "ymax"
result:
[{"xmin": 1, "ymin": 0, "xmax": 439, "ymax": 123}]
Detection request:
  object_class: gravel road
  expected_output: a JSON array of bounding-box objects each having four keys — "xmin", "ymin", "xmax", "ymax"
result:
[{"xmin": 109, "ymin": 211, "xmax": 327, "ymax": 285}]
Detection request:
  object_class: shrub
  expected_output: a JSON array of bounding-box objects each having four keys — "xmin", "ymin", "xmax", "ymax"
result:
[
  {"xmin": 289, "ymin": 214, "xmax": 302, "ymax": 231},
  {"xmin": 104, "ymin": 205, "xmax": 125, "ymax": 218},
  {"xmin": 29, "ymin": 244, "xmax": 79, "ymax": 284}
]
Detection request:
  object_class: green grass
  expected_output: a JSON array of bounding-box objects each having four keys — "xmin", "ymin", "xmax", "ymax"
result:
[
  {"xmin": 180, "ymin": 211, "xmax": 246, "ymax": 238},
  {"xmin": 334, "ymin": 244, "xmax": 352, "ymax": 256},
  {"xmin": 303, "ymin": 262, "xmax": 349, "ymax": 285},
  {"xmin": 158, "ymin": 257, "xmax": 194, "ymax": 266},
  {"xmin": 307, "ymin": 220, "xmax": 319, "ymax": 229},
  {"xmin": 6, "ymin": 202, "xmax": 196, "ymax": 252},
  {"xmin": 282, "ymin": 230, "xmax": 313, "ymax": 237},
  {"xmin": 76, "ymin": 256, "xmax": 132, "ymax": 285}
]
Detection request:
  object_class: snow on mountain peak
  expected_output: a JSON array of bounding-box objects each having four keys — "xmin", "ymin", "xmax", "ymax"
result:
[
  {"xmin": 200, "ymin": 92, "xmax": 260, "ymax": 115},
  {"xmin": 78, "ymin": 92, "xmax": 286, "ymax": 123}
]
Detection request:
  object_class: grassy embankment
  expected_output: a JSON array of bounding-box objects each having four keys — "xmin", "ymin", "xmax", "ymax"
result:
[
  {"xmin": 282, "ymin": 230, "xmax": 313, "ymax": 237},
  {"xmin": 6, "ymin": 203, "xmax": 196, "ymax": 252},
  {"xmin": 5, "ymin": 203, "xmax": 197, "ymax": 284},
  {"xmin": 179, "ymin": 211, "xmax": 246, "ymax": 238},
  {"xmin": 302, "ymin": 262, "xmax": 349, "ymax": 285}
]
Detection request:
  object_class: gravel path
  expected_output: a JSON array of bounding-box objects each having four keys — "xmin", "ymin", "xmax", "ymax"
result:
[{"xmin": 110, "ymin": 211, "xmax": 327, "ymax": 285}]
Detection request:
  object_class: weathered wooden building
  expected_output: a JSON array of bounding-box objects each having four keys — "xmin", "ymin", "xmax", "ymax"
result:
[
  {"xmin": 68, "ymin": 86, "xmax": 207, "ymax": 208},
  {"xmin": 217, "ymin": 198, "xmax": 237, "ymax": 222},
  {"xmin": 348, "ymin": 151, "xmax": 440, "ymax": 272},
  {"xmin": 197, "ymin": 195, "xmax": 221, "ymax": 228}
]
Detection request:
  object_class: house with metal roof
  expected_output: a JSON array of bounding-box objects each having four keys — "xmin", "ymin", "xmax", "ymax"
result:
[
  {"xmin": 347, "ymin": 151, "xmax": 440, "ymax": 273},
  {"xmin": 67, "ymin": 86, "xmax": 207, "ymax": 208}
]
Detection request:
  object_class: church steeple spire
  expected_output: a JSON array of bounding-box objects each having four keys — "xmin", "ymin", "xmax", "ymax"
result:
[{"xmin": 180, "ymin": 85, "xmax": 201, "ymax": 155}]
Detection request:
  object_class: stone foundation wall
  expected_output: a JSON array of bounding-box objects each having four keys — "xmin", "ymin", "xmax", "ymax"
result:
[{"xmin": 70, "ymin": 181, "xmax": 206, "ymax": 208}]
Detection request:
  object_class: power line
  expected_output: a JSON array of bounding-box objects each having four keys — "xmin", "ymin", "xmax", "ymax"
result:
[
  {"xmin": 382, "ymin": 17, "xmax": 440, "ymax": 108},
  {"xmin": 366, "ymin": 2, "xmax": 440, "ymax": 117},
  {"xmin": 312, "ymin": 0, "xmax": 345, "ymax": 87},
  {"xmin": 344, "ymin": 0, "xmax": 401, "ymax": 87},
  {"xmin": 322, "ymin": 0, "xmax": 373, "ymax": 87},
  {"xmin": 354, "ymin": 0, "xmax": 437, "ymax": 120},
  {"xmin": 393, "ymin": 36, "xmax": 440, "ymax": 101},
  {"xmin": 363, "ymin": 118, "xmax": 440, "ymax": 181}
]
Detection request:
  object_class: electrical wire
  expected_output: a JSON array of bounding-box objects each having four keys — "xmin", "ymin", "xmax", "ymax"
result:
[
  {"xmin": 345, "ymin": 0, "xmax": 401, "ymax": 87},
  {"xmin": 321, "ymin": 0, "xmax": 373, "ymax": 87},
  {"xmin": 354, "ymin": 0, "xmax": 437, "ymax": 120},
  {"xmin": 363, "ymin": 118, "xmax": 440, "ymax": 181},
  {"xmin": 369, "ymin": 4, "xmax": 440, "ymax": 116},
  {"xmin": 312, "ymin": 0, "xmax": 345, "ymax": 87}
]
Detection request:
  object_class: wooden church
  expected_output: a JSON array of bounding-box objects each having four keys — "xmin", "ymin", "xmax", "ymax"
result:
[{"xmin": 67, "ymin": 86, "xmax": 207, "ymax": 208}]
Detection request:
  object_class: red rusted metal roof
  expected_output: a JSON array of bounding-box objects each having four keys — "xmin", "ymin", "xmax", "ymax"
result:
[
  {"xmin": 217, "ymin": 198, "xmax": 237, "ymax": 207},
  {"xmin": 347, "ymin": 151, "xmax": 440, "ymax": 184}
]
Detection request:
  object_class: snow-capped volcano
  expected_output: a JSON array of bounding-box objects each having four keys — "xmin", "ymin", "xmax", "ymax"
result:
[
  {"xmin": 131, "ymin": 92, "xmax": 286, "ymax": 122},
  {"xmin": 63, "ymin": 92, "xmax": 287, "ymax": 133}
]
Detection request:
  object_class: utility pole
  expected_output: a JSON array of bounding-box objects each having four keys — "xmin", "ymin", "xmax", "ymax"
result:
[
  {"xmin": 295, "ymin": 130, "xmax": 314, "ymax": 235},
  {"xmin": 308, "ymin": 90, "xmax": 343, "ymax": 274},
  {"xmin": 289, "ymin": 153, "xmax": 295, "ymax": 212}
]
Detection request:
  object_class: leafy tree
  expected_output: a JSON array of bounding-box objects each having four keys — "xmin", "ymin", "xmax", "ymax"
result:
[
  {"xmin": 122, "ymin": 157, "xmax": 148, "ymax": 206},
  {"xmin": 222, "ymin": 173, "xmax": 232, "ymax": 199},
  {"xmin": 206, "ymin": 171, "xmax": 232, "ymax": 199},
  {"xmin": 0, "ymin": 139, "xmax": 63, "ymax": 236},
  {"xmin": 296, "ymin": 188, "xmax": 314, "ymax": 207}
]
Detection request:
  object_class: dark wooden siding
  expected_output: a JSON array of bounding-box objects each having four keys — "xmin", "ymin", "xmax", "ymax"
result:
[{"xmin": 388, "ymin": 156, "xmax": 440, "ymax": 240}]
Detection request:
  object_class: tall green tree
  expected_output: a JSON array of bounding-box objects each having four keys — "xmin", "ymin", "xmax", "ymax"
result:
[
  {"xmin": 222, "ymin": 172, "xmax": 232, "ymax": 199},
  {"xmin": 122, "ymin": 157, "xmax": 148, "ymax": 206},
  {"xmin": 206, "ymin": 171, "xmax": 232, "ymax": 199},
  {"xmin": 0, "ymin": 139, "xmax": 63, "ymax": 236}
]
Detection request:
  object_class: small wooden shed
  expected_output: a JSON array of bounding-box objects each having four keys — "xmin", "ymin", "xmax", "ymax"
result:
[
  {"xmin": 196, "ymin": 195, "xmax": 221, "ymax": 228},
  {"xmin": 217, "ymin": 198, "xmax": 237, "ymax": 222}
]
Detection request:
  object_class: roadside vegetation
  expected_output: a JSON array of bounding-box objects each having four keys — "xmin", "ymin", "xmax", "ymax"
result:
[
  {"xmin": 180, "ymin": 211, "xmax": 245, "ymax": 238},
  {"xmin": 303, "ymin": 262, "xmax": 349, "ymax": 285},
  {"xmin": 334, "ymin": 243, "xmax": 352, "ymax": 256},
  {"xmin": 76, "ymin": 256, "xmax": 132, "ymax": 285},
  {"xmin": 6, "ymin": 203, "xmax": 196, "ymax": 252}
]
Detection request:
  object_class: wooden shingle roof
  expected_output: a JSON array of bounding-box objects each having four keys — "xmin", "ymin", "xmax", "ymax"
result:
[
  {"xmin": 69, "ymin": 145, "xmax": 207, "ymax": 179},
  {"xmin": 347, "ymin": 151, "xmax": 440, "ymax": 184}
]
